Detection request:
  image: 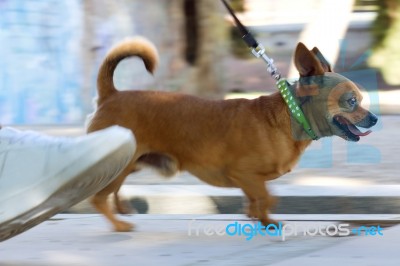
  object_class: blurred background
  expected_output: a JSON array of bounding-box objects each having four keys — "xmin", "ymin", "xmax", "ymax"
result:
[
  {"xmin": 0, "ymin": 0, "xmax": 399, "ymax": 233},
  {"xmin": 0, "ymin": 0, "xmax": 399, "ymax": 189},
  {"xmin": 2, "ymin": 2, "xmax": 400, "ymax": 262},
  {"xmin": 0, "ymin": 0, "xmax": 398, "ymax": 124}
]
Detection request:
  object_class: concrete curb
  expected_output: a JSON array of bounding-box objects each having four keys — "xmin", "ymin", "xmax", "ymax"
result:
[{"xmin": 67, "ymin": 184, "xmax": 400, "ymax": 215}]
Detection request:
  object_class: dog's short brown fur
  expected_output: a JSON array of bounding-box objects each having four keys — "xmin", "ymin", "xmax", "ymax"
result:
[{"xmin": 87, "ymin": 37, "xmax": 377, "ymax": 231}]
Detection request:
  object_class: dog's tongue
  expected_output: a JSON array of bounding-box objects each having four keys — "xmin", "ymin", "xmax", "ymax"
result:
[{"xmin": 347, "ymin": 123, "xmax": 372, "ymax": 136}]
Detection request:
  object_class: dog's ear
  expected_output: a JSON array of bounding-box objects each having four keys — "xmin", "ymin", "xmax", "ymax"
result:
[
  {"xmin": 294, "ymin": 42, "xmax": 325, "ymax": 77},
  {"xmin": 311, "ymin": 47, "xmax": 332, "ymax": 72}
]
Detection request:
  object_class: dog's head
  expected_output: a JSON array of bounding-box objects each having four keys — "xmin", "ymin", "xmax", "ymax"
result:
[{"xmin": 292, "ymin": 42, "xmax": 378, "ymax": 142}]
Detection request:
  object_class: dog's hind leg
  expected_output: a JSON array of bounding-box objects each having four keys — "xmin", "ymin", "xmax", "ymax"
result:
[
  {"xmin": 113, "ymin": 154, "xmax": 178, "ymax": 216},
  {"xmin": 112, "ymin": 169, "xmax": 141, "ymax": 215},
  {"xmin": 91, "ymin": 166, "xmax": 135, "ymax": 232},
  {"xmin": 114, "ymin": 186, "xmax": 134, "ymax": 214}
]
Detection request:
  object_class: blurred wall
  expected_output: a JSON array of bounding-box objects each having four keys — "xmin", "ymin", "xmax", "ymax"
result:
[
  {"xmin": 0, "ymin": 0, "xmax": 380, "ymax": 125},
  {"xmin": 0, "ymin": 0, "xmax": 176, "ymax": 124},
  {"xmin": 0, "ymin": 0, "xmax": 226, "ymax": 124},
  {"xmin": 0, "ymin": 0, "xmax": 83, "ymax": 124}
]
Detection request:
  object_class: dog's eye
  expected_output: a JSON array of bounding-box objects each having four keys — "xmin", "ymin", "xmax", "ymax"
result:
[{"xmin": 347, "ymin": 97, "xmax": 357, "ymax": 106}]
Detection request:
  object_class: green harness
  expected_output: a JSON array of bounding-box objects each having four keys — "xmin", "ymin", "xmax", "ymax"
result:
[{"xmin": 276, "ymin": 79, "xmax": 319, "ymax": 140}]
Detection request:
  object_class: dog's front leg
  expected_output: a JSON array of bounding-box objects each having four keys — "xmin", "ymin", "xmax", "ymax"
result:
[{"xmin": 232, "ymin": 177, "xmax": 277, "ymax": 226}]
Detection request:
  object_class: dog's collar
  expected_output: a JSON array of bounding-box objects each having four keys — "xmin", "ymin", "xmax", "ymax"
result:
[{"xmin": 277, "ymin": 79, "xmax": 319, "ymax": 140}]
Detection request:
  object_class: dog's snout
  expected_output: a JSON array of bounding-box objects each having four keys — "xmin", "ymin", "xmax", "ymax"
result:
[{"xmin": 356, "ymin": 112, "xmax": 378, "ymax": 128}]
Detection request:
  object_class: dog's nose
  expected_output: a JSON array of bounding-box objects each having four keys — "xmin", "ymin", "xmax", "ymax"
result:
[
  {"xmin": 356, "ymin": 112, "xmax": 378, "ymax": 128},
  {"xmin": 369, "ymin": 113, "xmax": 378, "ymax": 127}
]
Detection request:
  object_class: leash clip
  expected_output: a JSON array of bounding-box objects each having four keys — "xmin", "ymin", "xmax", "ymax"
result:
[
  {"xmin": 251, "ymin": 45, "xmax": 281, "ymax": 80},
  {"xmin": 250, "ymin": 44, "xmax": 265, "ymax": 58}
]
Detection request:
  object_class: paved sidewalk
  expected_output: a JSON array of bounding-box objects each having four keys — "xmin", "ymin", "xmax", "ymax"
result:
[{"xmin": 1, "ymin": 214, "xmax": 399, "ymax": 266}]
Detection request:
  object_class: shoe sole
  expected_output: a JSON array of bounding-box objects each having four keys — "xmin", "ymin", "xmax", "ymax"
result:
[{"xmin": 0, "ymin": 142, "xmax": 133, "ymax": 242}]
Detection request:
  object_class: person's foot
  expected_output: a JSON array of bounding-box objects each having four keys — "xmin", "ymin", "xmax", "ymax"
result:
[{"xmin": 0, "ymin": 126, "xmax": 135, "ymax": 242}]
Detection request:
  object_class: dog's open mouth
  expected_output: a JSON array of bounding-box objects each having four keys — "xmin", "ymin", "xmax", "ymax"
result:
[{"xmin": 333, "ymin": 115, "xmax": 371, "ymax": 142}]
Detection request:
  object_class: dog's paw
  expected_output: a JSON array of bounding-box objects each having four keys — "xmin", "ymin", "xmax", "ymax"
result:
[
  {"xmin": 245, "ymin": 201, "xmax": 257, "ymax": 218},
  {"xmin": 246, "ymin": 210, "xmax": 257, "ymax": 220},
  {"xmin": 114, "ymin": 221, "xmax": 135, "ymax": 232},
  {"xmin": 261, "ymin": 218, "xmax": 280, "ymax": 227}
]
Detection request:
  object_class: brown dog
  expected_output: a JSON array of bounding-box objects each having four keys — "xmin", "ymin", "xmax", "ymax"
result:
[{"xmin": 87, "ymin": 37, "xmax": 378, "ymax": 231}]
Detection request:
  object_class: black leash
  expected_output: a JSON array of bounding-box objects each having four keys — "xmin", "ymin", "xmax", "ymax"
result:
[
  {"xmin": 221, "ymin": 0, "xmax": 258, "ymax": 49},
  {"xmin": 221, "ymin": 0, "xmax": 281, "ymax": 80}
]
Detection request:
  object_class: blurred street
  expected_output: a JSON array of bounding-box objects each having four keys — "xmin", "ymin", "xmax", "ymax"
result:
[{"xmin": 1, "ymin": 214, "xmax": 400, "ymax": 266}]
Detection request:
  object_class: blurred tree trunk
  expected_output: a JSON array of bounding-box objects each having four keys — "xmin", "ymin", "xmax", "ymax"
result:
[
  {"xmin": 81, "ymin": 0, "xmax": 105, "ymax": 116},
  {"xmin": 181, "ymin": 0, "xmax": 228, "ymax": 98},
  {"xmin": 80, "ymin": 0, "xmax": 131, "ymax": 115},
  {"xmin": 81, "ymin": 0, "xmax": 228, "ymax": 105},
  {"xmin": 164, "ymin": 0, "xmax": 187, "ymax": 89},
  {"xmin": 369, "ymin": 0, "xmax": 400, "ymax": 85}
]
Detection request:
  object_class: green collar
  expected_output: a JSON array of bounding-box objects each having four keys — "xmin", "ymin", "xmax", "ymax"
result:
[{"xmin": 276, "ymin": 79, "xmax": 319, "ymax": 140}]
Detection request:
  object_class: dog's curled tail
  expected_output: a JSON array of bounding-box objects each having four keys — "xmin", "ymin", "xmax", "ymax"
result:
[{"xmin": 97, "ymin": 37, "xmax": 159, "ymax": 102}]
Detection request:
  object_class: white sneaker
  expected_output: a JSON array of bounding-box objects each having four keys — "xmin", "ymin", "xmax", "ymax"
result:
[{"xmin": 0, "ymin": 126, "xmax": 135, "ymax": 241}]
